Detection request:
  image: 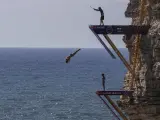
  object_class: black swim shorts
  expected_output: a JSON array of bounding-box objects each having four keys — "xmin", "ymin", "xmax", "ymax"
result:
[{"xmin": 101, "ymin": 16, "xmax": 104, "ymax": 20}]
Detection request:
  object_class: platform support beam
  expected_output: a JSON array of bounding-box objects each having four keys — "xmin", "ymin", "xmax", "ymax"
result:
[
  {"xmin": 96, "ymin": 91, "xmax": 131, "ymax": 120},
  {"xmin": 98, "ymin": 95, "xmax": 121, "ymax": 120},
  {"xmin": 103, "ymin": 34, "xmax": 134, "ymax": 76},
  {"xmin": 104, "ymin": 95, "xmax": 128, "ymax": 120},
  {"xmin": 90, "ymin": 26, "xmax": 116, "ymax": 59}
]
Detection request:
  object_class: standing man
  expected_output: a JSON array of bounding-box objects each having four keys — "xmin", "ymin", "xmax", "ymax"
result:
[
  {"xmin": 102, "ymin": 73, "xmax": 106, "ymax": 91},
  {"xmin": 91, "ymin": 6, "xmax": 104, "ymax": 25}
]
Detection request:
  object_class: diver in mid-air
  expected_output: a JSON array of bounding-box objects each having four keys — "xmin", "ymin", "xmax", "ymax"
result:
[
  {"xmin": 65, "ymin": 49, "xmax": 81, "ymax": 63},
  {"xmin": 91, "ymin": 6, "xmax": 104, "ymax": 25}
]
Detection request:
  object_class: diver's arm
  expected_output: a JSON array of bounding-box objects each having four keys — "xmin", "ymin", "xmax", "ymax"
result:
[{"xmin": 93, "ymin": 8, "xmax": 99, "ymax": 11}]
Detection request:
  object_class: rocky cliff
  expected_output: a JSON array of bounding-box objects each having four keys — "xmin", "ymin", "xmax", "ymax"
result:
[{"xmin": 118, "ymin": 0, "xmax": 160, "ymax": 120}]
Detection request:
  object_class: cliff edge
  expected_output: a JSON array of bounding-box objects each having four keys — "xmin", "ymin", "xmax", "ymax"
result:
[{"xmin": 118, "ymin": 0, "xmax": 160, "ymax": 120}]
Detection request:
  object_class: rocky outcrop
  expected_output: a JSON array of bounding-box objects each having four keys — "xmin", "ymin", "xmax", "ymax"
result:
[{"xmin": 118, "ymin": 0, "xmax": 160, "ymax": 120}]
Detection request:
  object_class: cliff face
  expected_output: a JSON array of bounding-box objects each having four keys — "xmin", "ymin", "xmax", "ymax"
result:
[{"xmin": 119, "ymin": 0, "xmax": 160, "ymax": 120}]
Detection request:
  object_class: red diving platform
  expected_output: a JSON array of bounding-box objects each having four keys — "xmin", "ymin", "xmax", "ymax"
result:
[{"xmin": 96, "ymin": 90, "xmax": 133, "ymax": 96}]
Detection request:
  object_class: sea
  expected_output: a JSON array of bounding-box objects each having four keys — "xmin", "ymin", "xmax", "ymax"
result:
[{"xmin": 0, "ymin": 48, "xmax": 129, "ymax": 120}]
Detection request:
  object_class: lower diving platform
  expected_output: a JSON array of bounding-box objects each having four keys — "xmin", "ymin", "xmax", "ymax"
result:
[
  {"xmin": 96, "ymin": 90, "xmax": 133, "ymax": 120},
  {"xmin": 96, "ymin": 90, "xmax": 133, "ymax": 96}
]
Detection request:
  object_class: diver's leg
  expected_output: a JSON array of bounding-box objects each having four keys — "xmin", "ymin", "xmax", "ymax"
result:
[
  {"xmin": 100, "ymin": 16, "xmax": 102, "ymax": 25},
  {"xmin": 101, "ymin": 16, "xmax": 104, "ymax": 25},
  {"xmin": 103, "ymin": 81, "xmax": 105, "ymax": 91},
  {"xmin": 102, "ymin": 20, "xmax": 104, "ymax": 25}
]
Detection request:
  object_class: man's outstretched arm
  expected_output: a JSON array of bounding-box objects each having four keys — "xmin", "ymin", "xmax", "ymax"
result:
[{"xmin": 93, "ymin": 8, "xmax": 99, "ymax": 11}]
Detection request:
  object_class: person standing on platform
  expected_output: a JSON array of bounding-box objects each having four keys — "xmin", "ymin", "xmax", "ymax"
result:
[
  {"xmin": 102, "ymin": 73, "xmax": 106, "ymax": 91},
  {"xmin": 91, "ymin": 6, "xmax": 104, "ymax": 25}
]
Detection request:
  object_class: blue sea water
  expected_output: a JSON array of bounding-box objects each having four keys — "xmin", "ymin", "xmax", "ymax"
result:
[{"xmin": 0, "ymin": 48, "xmax": 129, "ymax": 120}]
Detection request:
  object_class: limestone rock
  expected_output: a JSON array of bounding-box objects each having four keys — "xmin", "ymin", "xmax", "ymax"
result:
[
  {"xmin": 119, "ymin": 0, "xmax": 160, "ymax": 119},
  {"xmin": 153, "ymin": 62, "xmax": 160, "ymax": 80}
]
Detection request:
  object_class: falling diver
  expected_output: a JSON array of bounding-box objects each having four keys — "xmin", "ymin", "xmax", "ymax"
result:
[{"xmin": 65, "ymin": 48, "xmax": 81, "ymax": 63}]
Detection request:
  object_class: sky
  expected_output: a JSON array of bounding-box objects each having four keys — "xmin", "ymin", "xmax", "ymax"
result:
[{"xmin": 0, "ymin": 0, "xmax": 131, "ymax": 48}]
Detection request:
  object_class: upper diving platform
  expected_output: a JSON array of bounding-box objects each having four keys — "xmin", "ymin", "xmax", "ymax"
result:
[{"xmin": 89, "ymin": 25, "xmax": 150, "ymax": 35}]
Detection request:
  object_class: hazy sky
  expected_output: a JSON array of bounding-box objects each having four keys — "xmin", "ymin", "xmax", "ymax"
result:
[{"xmin": 0, "ymin": 0, "xmax": 131, "ymax": 48}]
